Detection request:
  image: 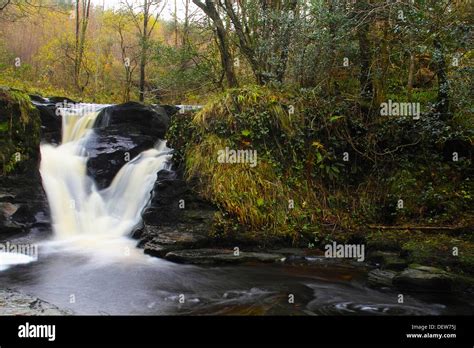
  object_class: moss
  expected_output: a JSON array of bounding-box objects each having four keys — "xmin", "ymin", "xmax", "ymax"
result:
[
  {"xmin": 167, "ymin": 85, "xmax": 473, "ymax": 246},
  {"xmin": 0, "ymin": 121, "xmax": 8, "ymax": 132},
  {"xmin": 168, "ymin": 86, "xmax": 327, "ymax": 243},
  {"xmin": 0, "ymin": 86, "xmax": 41, "ymax": 175},
  {"xmin": 367, "ymin": 229, "xmax": 474, "ymax": 275}
]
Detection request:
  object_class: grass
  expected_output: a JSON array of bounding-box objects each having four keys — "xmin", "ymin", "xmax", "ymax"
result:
[
  {"xmin": 184, "ymin": 87, "xmax": 318, "ymax": 243},
  {"xmin": 168, "ymin": 85, "xmax": 473, "ymax": 250}
]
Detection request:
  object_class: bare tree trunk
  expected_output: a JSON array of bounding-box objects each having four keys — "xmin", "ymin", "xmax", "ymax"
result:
[
  {"xmin": 74, "ymin": 0, "xmax": 91, "ymax": 95},
  {"xmin": 327, "ymin": 0, "xmax": 338, "ymax": 95},
  {"xmin": 182, "ymin": 0, "xmax": 189, "ymax": 47},
  {"xmin": 274, "ymin": 0, "xmax": 297, "ymax": 83},
  {"xmin": 117, "ymin": 23, "xmax": 134, "ymax": 102},
  {"xmin": 373, "ymin": 18, "xmax": 389, "ymax": 106},
  {"xmin": 174, "ymin": 0, "xmax": 178, "ymax": 47},
  {"xmin": 357, "ymin": 20, "xmax": 373, "ymax": 103},
  {"xmin": 74, "ymin": 1, "xmax": 80, "ymax": 80},
  {"xmin": 407, "ymin": 51, "xmax": 415, "ymax": 102},
  {"xmin": 139, "ymin": 0, "xmax": 149, "ymax": 102},
  {"xmin": 222, "ymin": 0, "xmax": 262, "ymax": 84},
  {"xmin": 193, "ymin": 0, "xmax": 238, "ymax": 88},
  {"xmin": 434, "ymin": 36, "xmax": 450, "ymax": 120}
]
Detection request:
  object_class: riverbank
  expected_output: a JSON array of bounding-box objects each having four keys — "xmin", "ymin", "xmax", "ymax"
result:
[
  {"xmin": 0, "ymin": 288, "xmax": 71, "ymax": 315},
  {"xmin": 0, "ymin": 244, "xmax": 472, "ymax": 315},
  {"xmin": 0, "ymin": 86, "xmax": 473, "ymax": 303}
]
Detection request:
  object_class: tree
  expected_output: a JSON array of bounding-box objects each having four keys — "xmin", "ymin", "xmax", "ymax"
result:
[
  {"xmin": 0, "ymin": 0, "xmax": 54, "ymax": 21},
  {"xmin": 218, "ymin": 0, "xmax": 298, "ymax": 85},
  {"xmin": 74, "ymin": 0, "xmax": 92, "ymax": 94},
  {"xmin": 192, "ymin": 0, "xmax": 238, "ymax": 88},
  {"xmin": 124, "ymin": 0, "xmax": 165, "ymax": 102},
  {"xmin": 112, "ymin": 10, "xmax": 139, "ymax": 102}
]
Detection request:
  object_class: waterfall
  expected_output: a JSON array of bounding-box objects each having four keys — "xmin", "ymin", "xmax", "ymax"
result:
[{"xmin": 39, "ymin": 104, "xmax": 171, "ymax": 242}]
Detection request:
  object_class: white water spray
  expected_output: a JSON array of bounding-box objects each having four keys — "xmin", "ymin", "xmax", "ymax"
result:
[{"xmin": 39, "ymin": 105, "xmax": 171, "ymax": 253}]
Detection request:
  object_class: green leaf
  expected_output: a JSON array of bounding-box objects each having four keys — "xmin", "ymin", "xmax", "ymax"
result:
[
  {"xmin": 316, "ymin": 152, "xmax": 323, "ymax": 163},
  {"xmin": 0, "ymin": 122, "xmax": 8, "ymax": 132},
  {"xmin": 329, "ymin": 115, "xmax": 343, "ymax": 122},
  {"xmin": 241, "ymin": 129, "xmax": 251, "ymax": 137}
]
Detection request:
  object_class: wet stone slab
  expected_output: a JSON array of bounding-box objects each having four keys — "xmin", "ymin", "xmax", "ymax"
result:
[
  {"xmin": 0, "ymin": 288, "xmax": 72, "ymax": 315},
  {"xmin": 164, "ymin": 248, "xmax": 285, "ymax": 265}
]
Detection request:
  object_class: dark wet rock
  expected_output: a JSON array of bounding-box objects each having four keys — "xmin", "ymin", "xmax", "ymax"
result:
[
  {"xmin": 0, "ymin": 89, "xmax": 50, "ymax": 239},
  {"xmin": 269, "ymin": 248, "xmax": 306, "ymax": 257},
  {"xmin": 31, "ymin": 96, "xmax": 78, "ymax": 144},
  {"xmin": 393, "ymin": 266, "xmax": 455, "ymax": 292},
  {"xmin": 0, "ymin": 175, "xmax": 50, "ymax": 240},
  {"xmin": 159, "ymin": 105, "xmax": 179, "ymax": 118},
  {"xmin": 283, "ymin": 252, "xmax": 369, "ymax": 270},
  {"xmin": 29, "ymin": 94, "xmax": 48, "ymax": 103},
  {"xmin": 143, "ymin": 243, "xmax": 180, "ymax": 258},
  {"xmin": 0, "ymin": 288, "xmax": 72, "ymax": 315},
  {"xmin": 84, "ymin": 129, "xmax": 158, "ymax": 189},
  {"xmin": 367, "ymin": 251, "xmax": 408, "ymax": 271},
  {"xmin": 142, "ymin": 174, "xmax": 215, "ymax": 226},
  {"xmin": 30, "ymin": 95, "xmax": 73, "ymax": 144},
  {"xmin": 85, "ymin": 102, "xmax": 172, "ymax": 189},
  {"xmin": 142, "ymin": 206, "xmax": 215, "ymax": 226},
  {"xmin": 93, "ymin": 102, "xmax": 170, "ymax": 139},
  {"xmin": 144, "ymin": 225, "xmax": 208, "ymax": 245},
  {"xmin": 137, "ymin": 168, "xmax": 217, "ymax": 259},
  {"xmin": 33, "ymin": 101, "xmax": 62, "ymax": 143},
  {"xmin": 164, "ymin": 248, "xmax": 284, "ymax": 265},
  {"xmin": 142, "ymin": 224, "xmax": 210, "ymax": 258},
  {"xmin": 367, "ymin": 269, "xmax": 397, "ymax": 288},
  {"xmin": 47, "ymin": 96, "xmax": 77, "ymax": 104},
  {"xmin": 0, "ymin": 202, "xmax": 23, "ymax": 237}
]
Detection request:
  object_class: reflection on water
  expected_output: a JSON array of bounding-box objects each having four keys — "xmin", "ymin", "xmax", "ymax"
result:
[{"xmin": 0, "ymin": 235, "xmax": 472, "ymax": 316}]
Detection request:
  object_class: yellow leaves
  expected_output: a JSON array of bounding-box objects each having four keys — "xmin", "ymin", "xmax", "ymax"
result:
[{"xmin": 311, "ymin": 141, "xmax": 324, "ymax": 150}]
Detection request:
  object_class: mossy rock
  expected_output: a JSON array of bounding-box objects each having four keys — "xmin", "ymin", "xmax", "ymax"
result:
[
  {"xmin": 393, "ymin": 266, "xmax": 454, "ymax": 292},
  {"xmin": 164, "ymin": 248, "xmax": 284, "ymax": 265},
  {"xmin": 402, "ymin": 235, "xmax": 474, "ymax": 276},
  {"xmin": 393, "ymin": 265, "xmax": 474, "ymax": 293},
  {"xmin": 367, "ymin": 251, "xmax": 408, "ymax": 271},
  {"xmin": 367, "ymin": 269, "xmax": 397, "ymax": 288},
  {"xmin": 0, "ymin": 87, "xmax": 41, "ymax": 175},
  {"xmin": 367, "ymin": 229, "xmax": 474, "ymax": 275}
]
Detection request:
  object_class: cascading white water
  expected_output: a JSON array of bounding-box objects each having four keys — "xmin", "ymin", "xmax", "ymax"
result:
[{"xmin": 39, "ymin": 105, "xmax": 171, "ymax": 246}]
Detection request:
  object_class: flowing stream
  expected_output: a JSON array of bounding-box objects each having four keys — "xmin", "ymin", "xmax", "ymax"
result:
[{"xmin": 0, "ymin": 104, "xmax": 472, "ymax": 315}]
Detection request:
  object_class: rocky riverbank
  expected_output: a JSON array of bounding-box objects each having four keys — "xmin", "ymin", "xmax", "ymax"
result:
[
  {"xmin": 0, "ymin": 288, "xmax": 71, "ymax": 315},
  {"xmin": 1, "ymin": 87, "xmax": 473, "ymax": 301}
]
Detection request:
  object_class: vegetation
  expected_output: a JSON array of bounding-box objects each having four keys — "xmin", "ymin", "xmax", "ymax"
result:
[
  {"xmin": 168, "ymin": 85, "xmax": 472, "ymax": 244},
  {"xmin": 0, "ymin": 1, "xmax": 472, "ymax": 271},
  {"xmin": 0, "ymin": 87, "xmax": 41, "ymax": 174}
]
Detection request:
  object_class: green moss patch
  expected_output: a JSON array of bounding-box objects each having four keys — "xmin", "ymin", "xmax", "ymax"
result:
[
  {"xmin": 367, "ymin": 229, "xmax": 474, "ymax": 275},
  {"xmin": 0, "ymin": 86, "xmax": 41, "ymax": 175}
]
